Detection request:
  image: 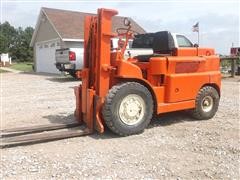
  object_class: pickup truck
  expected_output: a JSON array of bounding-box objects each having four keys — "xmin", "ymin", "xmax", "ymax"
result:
[
  {"xmin": 55, "ymin": 32, "xmax": 196, "ymax": 77},
  {"xmin": 55, "ymin": 39, "xmax": 153, "ymax": 77},
  {"xmin": 55, "ymin": 48, "xmax": 83, "ymax": 77}
]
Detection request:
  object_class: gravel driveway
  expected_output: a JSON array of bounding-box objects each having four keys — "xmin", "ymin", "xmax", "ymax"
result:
[{"xmin": 1, "ymin": 72, "xmax": 239, "ymax": 179}]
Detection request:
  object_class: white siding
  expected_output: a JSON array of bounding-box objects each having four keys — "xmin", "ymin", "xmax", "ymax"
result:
[{"xmin": 62, "ymin": 41, "xmax": 84, "ymax": 48}]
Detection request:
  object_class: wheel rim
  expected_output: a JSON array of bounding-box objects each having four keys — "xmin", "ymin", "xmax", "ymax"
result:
[
  {"xmin": 118, "ymin": 94, "xmax": 146, "ymax": 125},
  {"xmin": 201, "ymin": 96, "xmax": 214, "ymax": 112}
]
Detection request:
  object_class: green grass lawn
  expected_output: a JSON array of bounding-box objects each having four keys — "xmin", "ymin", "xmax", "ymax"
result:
[
  {"xmin": 9, "ymin": 62, "xmax": 33, "ymax": 72},
  {"xmin": 0, "ymin": 69, "xmax": 10, "ymax": 73}
]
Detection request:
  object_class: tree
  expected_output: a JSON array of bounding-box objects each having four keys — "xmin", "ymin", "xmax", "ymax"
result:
[
  {"xmin": 10, "ymin": 26, "xmax": 34, "ymax": 62},
  {"xmin": 0, "ymin": 21, "xmax": 34, "ymax": 62},
  {"xmin": 0, "ymin": 22, "xmax": 17, "ymax": 53}
]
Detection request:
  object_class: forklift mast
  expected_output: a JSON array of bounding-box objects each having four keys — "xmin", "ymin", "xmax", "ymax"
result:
[{"xmin": 75, "ymin": 9, "xmax": 118, "ymax": 133}]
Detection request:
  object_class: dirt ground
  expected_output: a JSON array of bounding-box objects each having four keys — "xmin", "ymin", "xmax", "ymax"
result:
[{"xmin": 0, "ymin": 72, "xmax": 239, "ymax": 179}]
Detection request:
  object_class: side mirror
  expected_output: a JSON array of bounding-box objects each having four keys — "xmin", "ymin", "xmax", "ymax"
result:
[
  {"xmin": 194, "ymin": 43, "xmax": 199, "ymax": 47},
  {"xmin": 123, "ymin": 18, "xmax": 131, "ymax": 26}
]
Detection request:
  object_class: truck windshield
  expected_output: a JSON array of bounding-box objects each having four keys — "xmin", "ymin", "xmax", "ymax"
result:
[{"xmin": 176, "ymin": 35, "xmax": 193, "ymax": 47}]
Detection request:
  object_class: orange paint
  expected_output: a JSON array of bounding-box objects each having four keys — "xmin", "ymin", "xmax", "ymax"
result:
[{"xmin": 74, "ymin": 8, "xmax": 221, "ymax": 133}]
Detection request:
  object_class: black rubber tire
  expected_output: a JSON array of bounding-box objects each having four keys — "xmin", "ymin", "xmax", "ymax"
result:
[
  {"xmin": 189, "ymin": 86, "xmax": 220, "ymax": 120},
  {"xmin": 102, "ymin": 82, "xmax": 153, "ymax": 136},
  {"xmin": 69, "ymin": 71, "xmax": 77, "ymax": 78}
]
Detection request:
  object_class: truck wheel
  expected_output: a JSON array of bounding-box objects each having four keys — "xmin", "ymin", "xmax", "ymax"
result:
[
  {"xmin": 69, "ymin": 71, "xmax": 77, "ymax": 78},
  {"xmin": 102, "ymin": 82, "xmax": 153, "ymax": 136},
  {"xmin": 190, "ymin": 86, "xmax": 219, "ymax": 120}
]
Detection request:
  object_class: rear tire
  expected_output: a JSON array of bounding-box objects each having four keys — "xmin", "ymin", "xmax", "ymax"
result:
[
  {"xmin": 189, "ymin": 86, "xmax": 219, "ymax": 120},
  {"xmin": 69, "ymin": 71, "xmax": 77, "ymax": 78},
  {"xmin": 102, "ymin": 82, "xmax": 153, "ymax": 136}
]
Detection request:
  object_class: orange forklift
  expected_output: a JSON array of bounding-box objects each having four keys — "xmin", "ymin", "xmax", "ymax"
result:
[{"xmin": 74, "ymin": 8, "xmax": 221, "ymax": 136}]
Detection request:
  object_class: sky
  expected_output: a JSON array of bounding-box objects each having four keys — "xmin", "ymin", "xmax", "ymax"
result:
[{"xmin": 1, "ymin": 0, "xmax": 239, "ymax": 54}]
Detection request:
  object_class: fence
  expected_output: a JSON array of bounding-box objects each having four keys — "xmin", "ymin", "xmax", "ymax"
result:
[{"xmin": 220, "ymin": 56, "xmax": 240, "ymax": 77}]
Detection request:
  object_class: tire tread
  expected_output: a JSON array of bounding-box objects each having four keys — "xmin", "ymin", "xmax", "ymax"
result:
[
  {"xmin": 102, "ymin": 82, "xmax": 153, "ymax": 136},
  {"xmin": 190, "ymin": 86, "xmax": 219, "ymax": 120}
]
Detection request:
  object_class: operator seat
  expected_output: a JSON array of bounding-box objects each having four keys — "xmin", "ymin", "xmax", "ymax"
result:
[{"xmin": 134, "ymin": 31, "xmax": 175, "ymax": 62}]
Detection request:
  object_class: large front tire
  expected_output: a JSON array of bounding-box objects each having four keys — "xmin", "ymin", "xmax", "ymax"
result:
[{"xmin": 102, "ymin": 82, "xmax": 153, "ymax": 136}]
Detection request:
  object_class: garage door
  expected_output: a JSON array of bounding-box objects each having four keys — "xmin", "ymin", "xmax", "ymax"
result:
[{"xmin": 36, "ymin": 39, "xmax": 60, "ymax": 74}]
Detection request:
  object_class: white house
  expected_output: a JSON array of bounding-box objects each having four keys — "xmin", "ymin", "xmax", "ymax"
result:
[{"xmin": 30, "ymin": 7, "xmax": 146, "ymax": 74}]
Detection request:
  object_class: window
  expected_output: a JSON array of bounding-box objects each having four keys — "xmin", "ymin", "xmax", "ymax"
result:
[
  {"xmin": 176, "ymin": 35, "xmax": 193, "ymax": 47},
  {"xmin": 128, "ymin": 40, "xmax": 133, "ymax": 48},
  {"xmin": 50, "ymin": 43, "xmax": 55, "ymax": 47}
]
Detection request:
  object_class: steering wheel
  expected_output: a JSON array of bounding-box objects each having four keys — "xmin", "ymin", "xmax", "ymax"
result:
[
  {"xmin": 116, "ymin": 28, "xmax": 139, "ymax": 37},
  {"xmin": 115, "ymin": 18, "xmax": 139, "ymax": 57}
]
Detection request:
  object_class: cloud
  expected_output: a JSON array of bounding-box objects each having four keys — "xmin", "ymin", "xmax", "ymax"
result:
[
  {"xmin": 134, "ymin": 12, "xmax": 239, "ymax": 54},
  {"xmin": 1, "ymin": 1, "xmax": 239, "ymax": 54}
]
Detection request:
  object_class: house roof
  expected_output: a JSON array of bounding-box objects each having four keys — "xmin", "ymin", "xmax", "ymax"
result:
[{"xmin": 30, "ymin": 7, "xmax": 146, "ymax": 46}]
